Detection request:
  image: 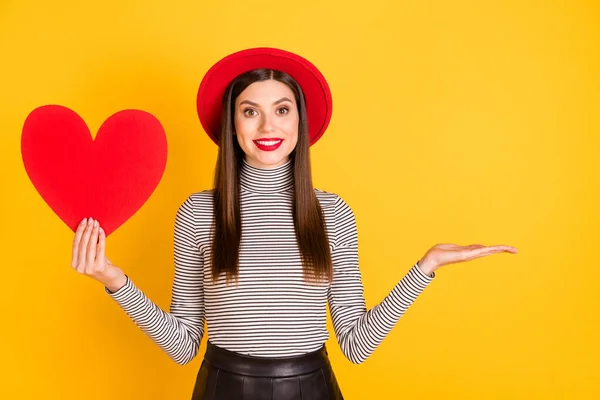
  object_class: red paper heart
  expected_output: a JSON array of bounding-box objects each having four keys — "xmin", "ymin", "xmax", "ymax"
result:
[{"xmin": 21, "ymin": 105, "xmax": 168, "ymax": 236}]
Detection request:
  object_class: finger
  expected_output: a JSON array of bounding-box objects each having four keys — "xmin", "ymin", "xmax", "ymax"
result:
[
  {"xmin": 77, "ymin": 218, "xmax": 94, "ymax": 273},
  {"xmin": 437, "ymin": 244, "xmax": 484, "ymax": 250},
  {"xmin": 98, "ymin": 227, "xmax": 106, "ymax": 265},
  {"xmin": 437, "ymin": 244, "xmax": 483, "ymax": 255},
  {"xmin": 71, "ymin": 218, "xmax": 87, "ymax": 268},
  {"xmin": 435, "ymin": 244, "xmax": 462, "ymax": 250},
  {"xmin": 470, "ymin": 246, "xmax": 515, "ymax": 258},
  {"xmin": 86, "ymin": 220, "xmax": 99, "ymax": 271},
  {"xmin": 488, "ymin": 245, "xmax": 518, "ymax": 253},
  {"xmin": 459, "ymin": 244, "xmax": 485, "ymax": 252}
]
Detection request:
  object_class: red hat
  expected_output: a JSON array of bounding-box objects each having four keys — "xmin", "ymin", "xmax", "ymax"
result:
[{"xmin": 197, "ymin": 47, "xmax": 332, "ymax": 146}]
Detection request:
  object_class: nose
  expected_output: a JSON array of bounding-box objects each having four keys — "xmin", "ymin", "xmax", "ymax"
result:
[{"xmin": 258, "ymin": 113, "xmax": 274, "ymax": 133}]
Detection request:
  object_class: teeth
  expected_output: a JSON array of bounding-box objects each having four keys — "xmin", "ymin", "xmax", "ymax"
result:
[{"xmin": 256, "ymin": 140, "xmax": 281, "ymax": 146}]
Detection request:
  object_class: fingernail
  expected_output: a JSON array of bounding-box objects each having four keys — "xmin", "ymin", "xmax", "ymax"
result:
[
  {"xmin": 94, "ymin": 220, "xmax": 99, "ymax": 228},
  {"xmin": 81, "ymin": 218, "xmax": 87, "ymax": 225}
]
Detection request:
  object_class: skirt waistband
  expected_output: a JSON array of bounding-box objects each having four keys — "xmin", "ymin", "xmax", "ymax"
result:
[{"xmin": 203, "ymin": 341, "xmax": 330, "ymax": 378}]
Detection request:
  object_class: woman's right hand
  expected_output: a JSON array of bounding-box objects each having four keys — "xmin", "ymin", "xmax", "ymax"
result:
[{"xmin": 71, "ymin": 217, "xmax": 127, "ymax": 293}]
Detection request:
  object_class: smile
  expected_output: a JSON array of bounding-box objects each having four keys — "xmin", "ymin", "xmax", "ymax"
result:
[{"xmin": 253, "ymin": 139, "xmax": 283, "ymax": 151}]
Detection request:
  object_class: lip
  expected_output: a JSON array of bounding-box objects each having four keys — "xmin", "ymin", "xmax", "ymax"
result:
[{"xmin": 253, "ymin": 138, "xmax": 283, "ymax": 152}]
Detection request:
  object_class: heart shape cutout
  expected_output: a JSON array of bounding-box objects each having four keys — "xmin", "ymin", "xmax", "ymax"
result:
[{"xmin": 21, "ymin": 105, "xmax": 168, "ymax": 236}]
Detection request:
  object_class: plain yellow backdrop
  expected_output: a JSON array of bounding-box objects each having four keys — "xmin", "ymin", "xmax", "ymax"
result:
[{"xmin": 1, "ymin": 0, "xmax": 598, "ymax": 399}]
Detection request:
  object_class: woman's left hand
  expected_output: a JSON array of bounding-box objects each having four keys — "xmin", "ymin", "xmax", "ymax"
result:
[{"xmin": 418, "ymin": 243, "xmax": 518, "ymax": 276}]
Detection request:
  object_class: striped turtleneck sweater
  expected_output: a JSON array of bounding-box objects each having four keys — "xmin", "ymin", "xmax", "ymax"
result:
[{"xmin": 106, "ymin": 158, "xmax": 435, "ymax": 365}]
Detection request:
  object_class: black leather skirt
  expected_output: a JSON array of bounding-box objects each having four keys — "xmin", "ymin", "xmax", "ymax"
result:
[{"xmin": 191, "ymin": 341, "xmax": 344, "ymax": 399}]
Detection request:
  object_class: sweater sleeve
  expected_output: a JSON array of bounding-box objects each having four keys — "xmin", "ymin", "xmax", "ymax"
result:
[
  {"xmin": 327, "ymin": 195, "xmax": 435, "ymax": 364},
  {"xmin": 104, "ymin": 195, "xmax": 205, "ymax": 365}
]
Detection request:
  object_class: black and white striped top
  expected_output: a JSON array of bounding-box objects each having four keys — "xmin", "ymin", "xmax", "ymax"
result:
[{"xmin": 107, "ymin": 159, "xmax": 435, "ymax": 365}]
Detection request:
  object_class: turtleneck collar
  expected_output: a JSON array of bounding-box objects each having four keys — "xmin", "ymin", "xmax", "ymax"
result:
[{"xmin": 240, "ymin": 158, "xmax": 294, "ymax": 194}]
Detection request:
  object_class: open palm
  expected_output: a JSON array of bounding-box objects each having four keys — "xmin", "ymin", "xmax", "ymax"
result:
[{"xmin": 419, "ymin": 243, "xmax": 518, "ymax": 274}]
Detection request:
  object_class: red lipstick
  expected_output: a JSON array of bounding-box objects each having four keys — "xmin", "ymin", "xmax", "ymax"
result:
[{"xmin": 253, "ymin": 138, "xmax": 283, "ymax": 152}]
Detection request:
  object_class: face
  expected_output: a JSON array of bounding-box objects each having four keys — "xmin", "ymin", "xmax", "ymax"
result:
[{"xmin": 233, "ymin": 79, "xmax": 299, "ymax": 169}]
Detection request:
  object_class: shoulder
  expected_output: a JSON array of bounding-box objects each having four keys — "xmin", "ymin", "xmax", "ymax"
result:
[
  {"xmin": 187, "ymin": 189, "xmax": 214, "ymax": 205},
  {"xmin": 314, "ymin": 188, "xmax": 355, "ymax": 218},
  {"xmin": 177, "ymin": 189, "xmax": 214, "ymax": 216},
  {"xmin": 314, "ymin": 188, "xmax": 338, "ymax": 207}
]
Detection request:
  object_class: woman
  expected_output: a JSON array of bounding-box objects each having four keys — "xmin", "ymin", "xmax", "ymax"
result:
[{"xmin": 70, "ymin": 48, "xmax": 518, "ymax": 399}]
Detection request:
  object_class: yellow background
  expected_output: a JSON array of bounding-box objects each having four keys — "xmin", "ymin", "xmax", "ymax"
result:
[{"xmin": 1, "ymin": 0, "xmax": 598, "ymax": 398}]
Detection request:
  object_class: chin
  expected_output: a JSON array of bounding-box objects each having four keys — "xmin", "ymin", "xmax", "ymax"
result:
[{"xmin": 248, "ymin": 153, "xmax": 291, "ymax": 169}]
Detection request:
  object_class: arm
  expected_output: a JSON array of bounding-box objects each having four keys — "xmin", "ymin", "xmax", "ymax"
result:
[
  {"xmin": 327, "ymin": 195, "xmax": 435, "ymax": 364},
  {"xmin": 105, "ymin": 195, "xmax": 205, "ymax": 365}
]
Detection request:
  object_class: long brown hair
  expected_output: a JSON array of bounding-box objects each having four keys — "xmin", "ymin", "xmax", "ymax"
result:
[{"xmin": 211, "ymin": 68, "xmax": 333, "ymax": 285}]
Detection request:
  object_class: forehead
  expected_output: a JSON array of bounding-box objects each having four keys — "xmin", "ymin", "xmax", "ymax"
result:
[{"xmin": 236, "ymin": 79, "xmax": 296, "ymax": 104}]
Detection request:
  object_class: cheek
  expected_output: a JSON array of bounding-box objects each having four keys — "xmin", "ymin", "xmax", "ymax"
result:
[
  {"xmin": 282, "ymin": 116, "xmax": 299, "ymax": 136},
  {"xmin": 234, "ymin": 118, "xmax": 255, "ymax": 142}
]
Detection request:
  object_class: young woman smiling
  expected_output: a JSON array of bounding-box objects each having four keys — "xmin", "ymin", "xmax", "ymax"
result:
[{"xmin": 71, "ymin": 48, "xmax": 518, "ymax": 400}]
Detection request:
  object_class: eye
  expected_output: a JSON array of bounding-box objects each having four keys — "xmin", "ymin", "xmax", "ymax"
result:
[
  {"xmin": 277, "ymin": 107, "xmax": 289, "ymax": 115},
  {"xmin": 243, "ymin": 108, "xmax": 258, "ymax": 117}
]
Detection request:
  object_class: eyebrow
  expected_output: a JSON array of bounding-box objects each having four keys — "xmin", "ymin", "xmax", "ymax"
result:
[{"xmin": 239, "ymin": 97, "xmax": 294, "ymax": 107}]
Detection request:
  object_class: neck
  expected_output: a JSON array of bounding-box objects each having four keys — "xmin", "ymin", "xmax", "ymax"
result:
[{"xmin": 239, "ymin": 158, "xmax": 294, "ymax": 194}]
